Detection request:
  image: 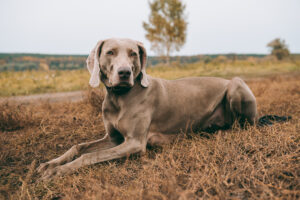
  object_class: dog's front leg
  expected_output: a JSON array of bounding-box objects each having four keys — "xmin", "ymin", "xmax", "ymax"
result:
[
  {"xmin": 42, "ymin": 115, "xmax": 151, "ymax": 180},
  {"xmin": 40, "ymin": 117, "xmax": 151, "ymax": 180},
  {"xmin": 41, "ymin": 138, "xmax": 144, "ymax": 180},
  {"xmin": 37, "ymin": 134, "xmax": 116, "ymax": 174}
]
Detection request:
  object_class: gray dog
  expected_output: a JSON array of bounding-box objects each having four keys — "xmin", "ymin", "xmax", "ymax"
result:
[{"xmin": 38, "ymin": 38, "xmax": 257, "ymax": 180}]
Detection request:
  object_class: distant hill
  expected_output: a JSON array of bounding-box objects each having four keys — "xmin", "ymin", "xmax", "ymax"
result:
[{"xmin": 1, "ymin": 52, "xmax": 298, "ymax": 72}]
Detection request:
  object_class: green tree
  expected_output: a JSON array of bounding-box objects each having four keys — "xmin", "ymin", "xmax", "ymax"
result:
[
  {"xmin": 267, "ymin": 38, "xmax": 290, "ymax": 60},
  {"xmin": 143, "ymin": 0, "xmax": 187, "ymax": 65}
]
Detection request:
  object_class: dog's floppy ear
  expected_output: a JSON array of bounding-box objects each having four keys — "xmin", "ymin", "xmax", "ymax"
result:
[
  {"xmin": 86, "ymin": 40, "xmax": 104, "ymax": 88},
  {"xmin": 137, "ymin": 41, "xmax": 149, "ymax": 88}
]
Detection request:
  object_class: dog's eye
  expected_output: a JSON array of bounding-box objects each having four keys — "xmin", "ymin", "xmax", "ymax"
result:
[
  {"xmin": 106, "ymin": 51, "xmax": 114, "ymax": 55},
  {"xmin": 130, "ymin": 52, "xmax": 137, "ymax": 57}
]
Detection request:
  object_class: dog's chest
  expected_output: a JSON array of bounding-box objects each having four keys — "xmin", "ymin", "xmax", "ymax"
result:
[{"xmin": 103, "ymin": 103, "xmax": 130, "ymax": 132}]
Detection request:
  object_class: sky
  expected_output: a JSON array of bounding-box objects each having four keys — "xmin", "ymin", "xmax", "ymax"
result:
[{"xmin": 0, "ymin": 0, "xmax": 299, "ymax": 56}]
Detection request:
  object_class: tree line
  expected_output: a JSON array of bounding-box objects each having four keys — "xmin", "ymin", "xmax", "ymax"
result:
[{"xmin": 1, "ymin": 53, "xmax": 294, "ymax": 72}]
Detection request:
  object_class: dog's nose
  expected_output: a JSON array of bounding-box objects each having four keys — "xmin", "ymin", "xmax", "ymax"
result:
[{"xmin": 118, "ymin": 67, "xmax": 131, "ymax": 79}]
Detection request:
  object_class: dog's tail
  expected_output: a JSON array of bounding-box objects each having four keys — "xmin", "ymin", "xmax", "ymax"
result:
[{"xmin": 257, "ymin": 115, "xmax": 292, "ymax": 127}]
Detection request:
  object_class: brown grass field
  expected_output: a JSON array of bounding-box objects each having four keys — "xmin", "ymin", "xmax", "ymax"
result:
[{"xmin": 0, "ymin": 74, "xmax": 299, "ymax": 199}]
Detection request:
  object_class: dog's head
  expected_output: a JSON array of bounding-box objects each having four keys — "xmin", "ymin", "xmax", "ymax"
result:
[{"xmin": 86, "ymin": 38, "xmax": 149, "ymax": 90}]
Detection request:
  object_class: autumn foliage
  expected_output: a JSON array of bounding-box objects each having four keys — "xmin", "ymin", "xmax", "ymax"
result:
[{"xmin": 143, "ymin": 0, "xmax": 187, "ymax": 64}]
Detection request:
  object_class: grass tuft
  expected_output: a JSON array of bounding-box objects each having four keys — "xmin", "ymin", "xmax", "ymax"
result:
[
  {"xmin": 86, "ymin": 88, "xmax": 105, "ymax": 115},
  {"xmin": 0, "ymin": 103, "xmax": 37, "ymax": 131}
]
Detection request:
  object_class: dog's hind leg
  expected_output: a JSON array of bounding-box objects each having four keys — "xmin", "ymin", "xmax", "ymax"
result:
[
  {"xmin": 227, "ymin": 77, "xmax": 257, "ymax": 126},
  {"xmin": 147, "ymin": 132, "xmax": 177, "ymax": 147}
]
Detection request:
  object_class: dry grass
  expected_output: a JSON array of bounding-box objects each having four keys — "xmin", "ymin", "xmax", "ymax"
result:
[
  {"xmin": 147, "ymin": 60, "xmax": 300, "ymax": 80},
  {"xmin": 0, "ymin": 70, "xmax": 90, "ymax": 97},
  {"xmin": 0, "ymin": 60, "xmax": 299, "ymax": 97},
  {"xmin": 0, "ymin": 74, "xmax": 299, "ymax": 199},
  {"xmin": 0, "ymin": 103, "xmax": 38, "ymax": 132}
]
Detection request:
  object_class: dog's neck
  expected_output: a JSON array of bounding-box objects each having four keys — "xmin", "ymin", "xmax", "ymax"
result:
[
  {"xmin": 104, "ymin": 74, "xmax": 147, "ymax": 110},
  {"xmin": 105, "ymin": 82, "xmax": 140, "ymax": 111}
]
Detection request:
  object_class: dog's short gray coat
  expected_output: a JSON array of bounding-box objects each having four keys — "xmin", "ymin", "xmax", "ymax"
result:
[{"xmin": 38, "ymin": 38, "xmax": 257, "ymax": 180}]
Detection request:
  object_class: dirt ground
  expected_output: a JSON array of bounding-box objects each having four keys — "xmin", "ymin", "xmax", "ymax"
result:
[
  {"xmin": 0, "ymin": 91, "xmax": 85, "ymax": 105},
  {"xmin": 0, "ymin": 74, "xmax": 299, "ymax": 199}
]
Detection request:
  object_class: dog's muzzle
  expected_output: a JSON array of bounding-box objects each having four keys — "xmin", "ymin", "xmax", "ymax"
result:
[{"xmin": 118, "ymin": 66, "xmax": 131, "ymax": 81}]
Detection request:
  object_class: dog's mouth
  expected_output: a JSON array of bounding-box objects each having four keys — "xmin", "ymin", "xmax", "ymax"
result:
[
  {"xmin": 109, "ymin": 82, "xmax": 133, "ymax": 95},
  {"xmin": 116, "ymin": 82, "xmax": 132, "ymax": 88}
]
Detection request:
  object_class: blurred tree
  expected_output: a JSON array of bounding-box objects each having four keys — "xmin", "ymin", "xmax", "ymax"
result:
[
  {"xmin": 267, "ymin": 38, "xmax": 290, "ymax": 60},
  {"xmin": 143, "ymin": 0, "xmax": 187, "ymax": 65}
]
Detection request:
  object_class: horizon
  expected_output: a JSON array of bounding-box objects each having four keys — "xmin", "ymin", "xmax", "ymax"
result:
[{"xmin": 0, "ymin": 52, "xmax": 285, "ymax": 57}]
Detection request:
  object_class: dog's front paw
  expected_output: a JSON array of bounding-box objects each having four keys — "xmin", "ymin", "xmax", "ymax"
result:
[
  {"xmin": 41, "ymin": 167, "xmax": 59, "ymax": 181},
  {"xmin": 37, "ymin": 162, "xmax": 58, "ymax": 173},
  {"xmin": 37, "ymin": 162, "xmax": 51, "ymax": 174},
  {"xmin": 41, "ymin": 166, "xmax": 70, "ymax": 181}
]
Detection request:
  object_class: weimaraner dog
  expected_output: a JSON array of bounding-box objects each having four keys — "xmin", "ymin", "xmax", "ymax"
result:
[{"xmin": 38, "ymin": 38, "xmax": 257, "ymax": 180}]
